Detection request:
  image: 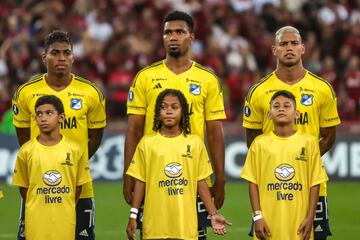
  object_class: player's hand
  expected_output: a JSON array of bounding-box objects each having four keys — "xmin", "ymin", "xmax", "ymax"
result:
[
  {"xmin": 126, "ymin": 218, "xmax": 137, "ymax": 240},
  {"xmin": 211, "ymin": 180, "xmax": 225, "ymax": 209},
  {"xmin": 254, "ymin": 218, "xmax": 271, "ymax": 240},
  {"xmin": 297, "ymin": 216, "xmax": 313, "ymax": 240},
  {"xmin": 211, "ymin": 213, "xmax": 232, "ymax": 235},
  {"xmin": 123, "ymin": 176, "xmax": 134, "ymax": 205}
]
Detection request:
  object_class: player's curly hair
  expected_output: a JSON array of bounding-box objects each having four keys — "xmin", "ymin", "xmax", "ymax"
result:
[
  {"xmin": 153, "ymin": 89, "xmax": 191, "ymax": 136},
  {"xmin": 35, "ymin": 95, "xmax": 65, "ymax": 114},
  {"xmin": 44, "ymin": 30, "xmax": 73, "ymax": 53}
]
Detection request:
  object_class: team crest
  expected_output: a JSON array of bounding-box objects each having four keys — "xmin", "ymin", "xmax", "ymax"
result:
[
  {"xmin": 71, "ymin": 99, "xmax": 82, "ymax": 110},
  {"xmin": 190, "ymin": 84, "xmax": 201, "ymax": 95},
  {"xmin": 128, "ymin": 91, "xmax": 134, "ymax": 102},
  {"xmin": 300, "ymin": 94, "xmax": 313, "ymax": 106}
]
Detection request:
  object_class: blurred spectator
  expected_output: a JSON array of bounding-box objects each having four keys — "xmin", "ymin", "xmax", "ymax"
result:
[{"xmin": 345, "ymin": 56, "xmax": 360, "ymax": 114}]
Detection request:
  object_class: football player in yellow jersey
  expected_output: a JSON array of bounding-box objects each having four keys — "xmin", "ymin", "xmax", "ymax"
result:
[
  {"xmin": 126, "ymin": 89, "xmax": 230, "ymax": 240},
  {"xmin": 241, "ymin": 90, "xmax": 328, "ymax": 240},
  {"xmin": 0, "ymin": 186, "xmax": 3, "ymax": 199},
  {"xmin": 12, "ymin": 95, "xmax": 92, "ymax": 240},
  {"xmin": 12, "ymin": 31, "xmax": 106, "ymax": 240},
  {"xmin": 124, "ymin": 11, "xmax": 226, "ymax": 240},
  {"xmin": 243, "ymin": 26, "xmax": 340, "ymax": 240}
]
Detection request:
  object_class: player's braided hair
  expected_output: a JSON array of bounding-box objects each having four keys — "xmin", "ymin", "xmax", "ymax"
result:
[
  {"xmin": 153, "ymin": 89, "xmax": 191, "ymax": 136},
  {"xmin": 44, "ymin": 30, "xmax": 73, "ymax": 53}
]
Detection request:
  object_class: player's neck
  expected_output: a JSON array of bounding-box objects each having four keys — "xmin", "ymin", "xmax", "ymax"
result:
[
  {"xmin": 37, "ymin": 132, "xmax": 62, "ymax": 146},
  {"xmin": 160, "ymin": 127, "xmax": 182, "ymax": 138},
  {"xmin": 273, "ymin": 125, "xmax": 297, "ymax": 138},
  {"xmin": 165, "ymin": 56, "xmax": 192, "ymax": 75},
  {"xmin": 275, "ymin": 65, "xmax": 306, "ymax": 85},
  {"xmin": 45, "ymin": 73, "xmax": 72, "ymax": 91}
]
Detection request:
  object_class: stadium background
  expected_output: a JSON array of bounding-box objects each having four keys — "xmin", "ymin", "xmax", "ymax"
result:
[{"xmin": 0, "ymin": 0, "xmax": 359, "ymax": 239}]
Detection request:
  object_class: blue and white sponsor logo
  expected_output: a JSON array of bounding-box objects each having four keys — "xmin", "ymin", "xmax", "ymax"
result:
[
  {"xmin": 244, "ymin": 106, "xmax": 251, "ymax": 117},
  {"xmin": 70, "ymin": 99, "xmax": 82, "ymax": 110},
  {"xmin": 128, "ymin": 91, "xmax": 134, "ymax": 102},
  {"xmin": 300, "ymin": 94, "xmax": 313, "ymax": 106},
  {"xmin": 189, "ymin": 84, "xmax": 201, "ymax": 95}
]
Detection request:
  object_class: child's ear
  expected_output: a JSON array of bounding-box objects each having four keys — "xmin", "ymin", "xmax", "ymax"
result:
[
  {"xmin": 58, "ymin": 113, "xmax": 65, "ymax": 123},
  {"xmin": 295, "ymin": 109, "xmax": 300, "ymax": 119},
  {"xmin": 267, "ymin": 110, "xmax": 272, "ymax": 120}
]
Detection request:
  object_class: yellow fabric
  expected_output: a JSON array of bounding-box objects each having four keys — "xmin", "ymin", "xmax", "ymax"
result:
[
  {"xmin": 0, "ymin": 187, "xmax": 3, "ymax": 198},
  {"xmin": 127, "ymin": 60, "xmax": 226, "ymax": 140},
  {"xmin": 126, "ymin": 133, "xmax": 213, "ymax": 240},
  {"xmin": 243, "ymin": 71, "xmax": 340, "ymax": 195},
  {"xmin": 241, "ymin": 131, "xmax": 328, "ymax": 240},
  {"xmin": 12, "ymin": 136, "xmax": 92, "ymax": 240},
  {"xmin": 12, "ymin": 74, "xmax": 106, "ymax": 198}
]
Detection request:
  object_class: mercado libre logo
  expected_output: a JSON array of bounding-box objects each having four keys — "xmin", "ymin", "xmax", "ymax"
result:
[
  {"xmin": 164, "ymin": 162, "xmax": 183, "ymax": 178},
  {"xmin": 274, "ymin": 164, "xmax": 295, "ymax": 182},
  {"xmin": 43, "ymin": 170, "xmax": 62, "ymax": 186}
]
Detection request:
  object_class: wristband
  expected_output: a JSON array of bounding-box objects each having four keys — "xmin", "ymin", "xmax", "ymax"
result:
[
  {"xmin": 130, "ymin": 207, "xmax": 139, "ymax": 214},
  {"xmin": 253, "ymin": 214, "xmax": 263, "ymax": 222},
  {"xmin": 129, "ymin": 213, "xmax": 137, "ymax": 219}
]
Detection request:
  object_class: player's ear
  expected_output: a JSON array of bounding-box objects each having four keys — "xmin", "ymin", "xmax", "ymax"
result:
[
  {"xmin": 42, "ymin": 53, "xmax": 47, "ymax": 64},
  {"xmin": 295, "ymin": 109, "xmax": 300, "ymax": 119},
  {"xmin": 301, "ymin": 44, "xmax": 305, "ymax": 55},
  {"xmin": 271, "ymin": 45, "xmax": 277, "ymax": 56},
  {"xmin": 58, "ymin": 113, "xmax": 65, "ymax": 123},
  {"xmin": 267, "ymin": 110, "xmax": 273, "ymax": 120}
]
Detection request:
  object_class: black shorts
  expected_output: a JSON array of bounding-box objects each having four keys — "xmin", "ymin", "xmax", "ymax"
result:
[
  {"xmin": 75, "ymin": 198, "xmax": 95, "ymax": 240},
  {"xmin": 248, "ymin": 196, "xmax": 332, "ymax": 239},
  {"xmin": 136, "ymin": 196, "xmax": 211, "ymax": 240},
  {"xmin": 313, "ymin": 196, "xmax": 332, "ymax": 239}
]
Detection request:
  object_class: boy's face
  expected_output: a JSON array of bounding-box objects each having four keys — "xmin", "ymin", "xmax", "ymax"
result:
[
  {"xmin": 35, "ymin": 104, "xmax": 64, "ymax": 134},
  {"xmin": 268, "ymin": 95, "xmax": 298, "ymax": 125},
  {"xmin": 159, "ymin": 95, "xmax": 182, "ymax": 129}
]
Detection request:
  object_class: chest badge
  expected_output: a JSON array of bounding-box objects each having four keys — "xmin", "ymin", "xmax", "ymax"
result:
[
  {"xmin": 190, "ymin": 84, "xmax": 201, "ymax": 95},
  {"xmin": 71, "ymin": 99, "xmax": 82, "ymax": 110},
  {"xmin": 300, "ymin": 94, "xmax": 313, "ymax": 106}
]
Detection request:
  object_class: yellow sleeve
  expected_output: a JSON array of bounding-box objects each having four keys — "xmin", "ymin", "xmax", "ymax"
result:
[
  {"xmin": 242, "ymin": 95, "xmax": 264, "ymax": 129},
  {"xmin": 240, "ymin": 142, "xmax": 258, "ymax": 184},
  {"xmin": 319, "ymin": 88, "xmax": 341, "ymax": 128},
  {"xmin": 0, "ymin": 187, "xmax": 3, "ymax": 199},
  {"xmin": 12, "ymin": 88, "xmax": 31, "ymax": 128},
  {"xmin": 76, "ymin": 150, "xmax": 92, "ymax": 186},
  {"xmin": 87, "ymin": 84, "xmax": 107, "ymax": 129},
  {"xmin": 204, "ymin": 75, "xmax": 226, "ymax": 121},
  {"xmin": 197, "ymin": 139, "xmax": 213, "ymax": 181},
  {"xmin": 126, "ymin": 138, "xmax": 146, "ymax": 182},
  {"xmin": 127, "ymin": 71, "xmax": 147, "ymax": 115},
  {"xmin": 12, "ymin": 148, "xmax": 29, "ymax": 187},
  {"xmin": 309, "ymin": 138, "xmax": 329, "ymax": 187}
]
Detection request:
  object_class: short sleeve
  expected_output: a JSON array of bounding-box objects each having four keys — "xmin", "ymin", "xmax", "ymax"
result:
[
  {"xmin": 12, "ymin": 90, "xmax": 31, "ymax": 128},
  {"xmin": 76, "ymin": 150, "xmax": 92, "ymax": 186},
  {"xmin": 204, "ymin": 75, "xmax": 226, "ymax": 121},
  {"xmin": 309, "ymin": 139, "xmax": 329, "ymax": 187},
  {"xmin": 126, "ymin": 138, "xmax": 146, "ymax": 182},
  {"xmin": 87, "ymin": 84, "xmax": 106, "ymax": 129},
  {"xmin": 319, "ymin": 90, "xmax": 341, "ymax": 128},
  {"xmin": 12, "ymin": 148, "xmax": 29, "ymax": 187},
  {"xmin": 197, "ymin": 140, "xmax": 213, "ymax": 181},
  {"xmin": 240, "ymin": 142, "xmax": 258, "ymax": 184},
  {"xmin": 242, "ymin": 95, "xmax": 264, "ymax": 129},
  {"xmin": 127, "ymin": 72, "xmax": 147, "ymax": 115}
]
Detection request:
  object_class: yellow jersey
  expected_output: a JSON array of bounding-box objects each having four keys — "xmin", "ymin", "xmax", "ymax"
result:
[
  {"xmin": 241, "ymin": 131, "xmax": 328, "ymax": 240},
  {"xmin": 0, "ymin": 186, "xmax": 3, "ymax": 198},
  {"xmin": 243, "ymin": 71, "xmax": 340, "ymax": 196},
  {"xmin": 126, "ymin": 133, "xmax": 213, "ymax": 239},
  {"xmin": 127, "ymin": 60, "xmax": 226, "ymax": 140},
  {"xmin": 12, "ymin": 136, "xmax": 92, "ymax": 240},
  {"xmin": 12, "ymin": 73, "xmax": 106, "ymax": 198}
]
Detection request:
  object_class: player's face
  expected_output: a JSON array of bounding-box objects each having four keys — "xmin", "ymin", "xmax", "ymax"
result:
[
  {"xmin": 163, "ymin": 20, "xmax": 194, "ymax": 58},
  {"xmin": 35, "ymin": 104, "xmax": 64, "ymax": 134},
  {"xmin": 159, "ymin": 95, "xmax": 182, "ymax": 129},
  {"xmin": 269, "ymin": 96, "xmax": 298, "ymax": 125},
  {"xmin": 43, "ymin": 42, "xmax": 73, "ymax": 77},
  {"xmin": 272, "ymin": 32, "xmax": 305, "ymax": 67}
]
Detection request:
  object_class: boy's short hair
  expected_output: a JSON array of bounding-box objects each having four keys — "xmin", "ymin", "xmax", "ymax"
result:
[
  {"xmin": 270, "ymin": 90, "xmax": 296, "ymax": 108},
  {"xmin": 163, "ymin": 11, "xmax": 195, "ymax": 32},
  {"xmin": 44, "ymin": 30, "xmax": 73, "ymax": 53},
  {"xmin": 35, "ymin": 95, "xmax": 65, "ymax": 114}
]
